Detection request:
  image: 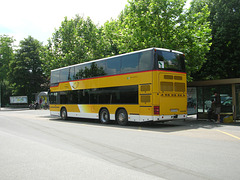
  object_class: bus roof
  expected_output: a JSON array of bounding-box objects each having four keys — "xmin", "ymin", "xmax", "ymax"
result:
[{"xmin": 51, "ymin": 47, "xmax": 184, "ymax": 72}]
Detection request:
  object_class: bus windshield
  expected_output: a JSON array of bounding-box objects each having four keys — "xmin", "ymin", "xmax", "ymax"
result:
[{"xmin": 155, "ymin": 50, "xmax": 185, "ymax": 72}]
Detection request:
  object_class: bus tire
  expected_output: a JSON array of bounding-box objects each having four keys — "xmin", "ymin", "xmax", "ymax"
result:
[
  {"xmin": 61, "ymin": 107, "xmax": 68, "ymax": 120},
  {"xmin": 99, "ymin": 108, "xmax": 110, "ymax": 124},
  {"xmin": 116, "ymin": 109, "xmax": 128, "ymax": 126}
]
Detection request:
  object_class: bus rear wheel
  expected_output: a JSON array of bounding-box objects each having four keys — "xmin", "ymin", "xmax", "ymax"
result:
[
  {"xmin": 116, "ymin": 109, "xmax": 128, "ymax": 126},
  {"xmin": 99, "ymin": 108, "xmax": 110, "ymax": 124},
  {"xmin": 61, "ymin": 108, "xmax": 68, "ymax": 120}
]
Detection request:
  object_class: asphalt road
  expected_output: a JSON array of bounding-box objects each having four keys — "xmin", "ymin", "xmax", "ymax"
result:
[{"xmin": 1, "ymin": 108, "xmax": 240, "ymax": 180}]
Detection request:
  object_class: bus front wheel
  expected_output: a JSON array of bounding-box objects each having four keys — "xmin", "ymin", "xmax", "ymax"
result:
[
  {"xmin": 116, "ymin": 109, "xmax": 128, "ymax": 126},
  {"xmin": 99, "ymin": 108, "xmax": 110, "ymax": 124},
  {"xmin": 61, "ymin": 108, "xmax": 68, "ymax": 120}
]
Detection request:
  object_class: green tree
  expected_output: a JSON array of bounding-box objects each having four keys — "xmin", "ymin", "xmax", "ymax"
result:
[
  {"xmin": 196, "ymin": 0, "xmax": 240, "ymax": 79},
  {"xmin": 101, "ymin": 20, "xmax": 121, "ymax": 56},
  {"xmin": 0, "ymin": 35, "xmax": 15, "ymax": 106},
  {"xmin": 42, "ymin": 15, "xmax": 104, "ymax": 77},
  {"xmin": 8, "ymin": 36, "xmax": 45, "ymax": 101},
  {"xmin": 178, "ymin": 0, "xmax": 212, "ymax": 80},
  {"xmin": 117, "ymin": 0, "xmax": 187, "ymax": 52},
  {"xmin": 0, "ymin": 35, "xmax": 14, "ymax": 82},
  {"xmin": 106, "ymin": 0, "xmax": 212, "ymax": 80}
]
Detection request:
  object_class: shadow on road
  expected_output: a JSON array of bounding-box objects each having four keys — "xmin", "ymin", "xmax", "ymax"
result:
[{"xmin": 46, "ymin": 115, "xmax": 240, "ymax": 133}]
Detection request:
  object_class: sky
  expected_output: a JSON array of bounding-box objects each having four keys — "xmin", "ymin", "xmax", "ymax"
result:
[
  {"xmin": 0, "ymin": 0, "xmax": 191, "ymax": 46},
  {"xmin": 0, "ymin": 0, "xmax": 129, "ymax": 45}
]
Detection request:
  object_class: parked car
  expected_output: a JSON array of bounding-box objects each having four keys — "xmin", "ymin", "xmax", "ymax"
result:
[{"xmin": 221, "ymin": 97, "xmax": 232, "ymax": 112}]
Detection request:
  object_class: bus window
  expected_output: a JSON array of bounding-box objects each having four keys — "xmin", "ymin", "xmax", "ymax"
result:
[
  {"xmin": 59, "ymin": 68, "xmax": 69, "ymax": 82},
  {"xmin": 156, "ymin": 50, "xmax": 185, "ymax": 72},
  {"xmin": 79, "ymin": 90, "xmax": 90, "ymax": 104},
  {"xmin": 75, "ymin": 63, "xmax": 91, "ymax": 79},
  {"xmin": 51, "ymin": 70, "xmax": 60, "ymax": 83},
  {"xmin": 60, "ymin": 92, "xmax": 67, "ymax": 104},
  {"xmin": 90, "ymin": 62, "xmax": 107, "ymax": 77},
  {"xmin": 106, "ymin": 57, "xmax": 121, "ymax": 75},
  {"xmin": 111, "ymin": 85, "xmax": 138, "ymax": 104},
  {"xmin": 74, "ymin": 65, "xmax": 81, "ymax": 79},
  {"xmin": 49, "ymin": 92, "xmax": 58, "ymax": 104},
  {"xmin": 121, "ymin": 53, "xmax": 139, "ymax": 73},
  {"xmin": 162, "ymin": 51, "xmax": 180, "ymax": 70},
  {"xmin": 69, "ymin": 67, "xmax": 75, "ymax": 80},
  {"xmin": 98, "ymin": 90, "xmax": 111, "ymax": 104},
  {"xmin": 139, "ymin": 51, "xmax": 153, "ymax": 71},
  {"xmin": 67, "ymin": 90, "xmax": 78, "ymax": 104},
  {"xmin": 95, "ymin": 61, "xmax": 106, "ymax": 74},
  {"xmin": 82, "ymin": 63, "xmax": 92, "ymax": 78}
]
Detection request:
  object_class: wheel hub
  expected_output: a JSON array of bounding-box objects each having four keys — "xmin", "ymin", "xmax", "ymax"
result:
[{"xmin": 119, "ymin": 113, "xmax": 125, "ymax": 122}]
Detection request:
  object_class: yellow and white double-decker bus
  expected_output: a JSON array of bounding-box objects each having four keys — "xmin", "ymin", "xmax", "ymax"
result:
[{"xmin": 50, "ymin": 48, "xmax": 187, "ymax": 125}]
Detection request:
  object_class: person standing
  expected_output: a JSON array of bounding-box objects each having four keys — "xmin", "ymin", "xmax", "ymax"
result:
[{"xmin": 214, "ymin": 92, "xmax": 221, "ymax": 123}]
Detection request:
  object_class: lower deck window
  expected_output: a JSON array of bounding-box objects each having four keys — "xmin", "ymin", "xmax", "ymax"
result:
[{"xmin": 50, "ymin": 85, "xmax": 138, "ymax": 105}]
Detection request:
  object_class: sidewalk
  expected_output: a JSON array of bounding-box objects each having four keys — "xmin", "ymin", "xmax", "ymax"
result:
[
  {"xmin": 185, "ymin": 114, "xmax": 240, "ymax": 125},
  {"xmin": 0, "ymin": 107, "xmax": 29, "ymax": 111}
]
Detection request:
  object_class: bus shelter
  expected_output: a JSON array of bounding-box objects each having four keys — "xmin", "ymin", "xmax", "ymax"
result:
[
  {"xmin": 187, "ymin": 78, "xmax": 240, "ymax": 122},
  {"xmin": 35, "ymin": 91, "xmax": 49, "ymax": 108}
]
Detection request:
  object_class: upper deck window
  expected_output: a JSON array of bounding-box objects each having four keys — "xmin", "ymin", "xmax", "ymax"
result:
[
  {"xmin": 106, "ymin": 57, "xmax": 121, "ymax": 75},
  {"xmin": 155, "ymin": 50, "xmax": 185, "ymax": 72},
  {"xmin": 59, "ymin": 68, "xmax": 69, "ymax": 82},
  {"xmin": 139, "ymin": 51, "xmax": 153, "ymax": 71},
  {"xmin": 51, "ymin": 70, "xmax": 59, "ymax": 84},
  {"xmin": 121, "ymin": 53, "xmax": 139, "ymax": 73}
]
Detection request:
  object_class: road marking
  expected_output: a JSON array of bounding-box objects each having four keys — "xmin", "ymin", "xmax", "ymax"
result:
[{"xmin": 216, "ymin": 130, "xmax": 240, "ymax": 141}]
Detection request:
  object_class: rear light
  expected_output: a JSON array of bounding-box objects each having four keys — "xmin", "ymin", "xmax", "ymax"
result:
[{"xmin": 154, "ymin": 106, "xmax": 160, "ymax": 115}]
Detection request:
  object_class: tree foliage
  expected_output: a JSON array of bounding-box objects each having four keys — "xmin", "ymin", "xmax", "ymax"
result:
[
  {"xmin": 118, "ymin": 0, "xmax": 187, "ymax": 51},
  {"xmin": 42, "ymin": 15, "xmax": 104, "ymax": 77},
  {"xmin": 100, "ymin": 0, "xmax": 212, "ymax": 80},
  {"xmin": 209, "ymin": 0, "xmax": 240, "ymax": 79},
  {"xmin": 193, "ymin": 0, "xmax": 240, "ymax": 80},
  {"xmin": 8, "ymin": 36, "xmax": 46, "ymax": 100},
  {"xmin": 0, "ymin": 35, "xmax": 14, "ymax": 82},
  {"xmin": 0, "ymin": 35, "xmax": 15, "ymax": 105},
  {"xmin": 179, "ymin": 0, "xmax": 212, "ymax": 80}
]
